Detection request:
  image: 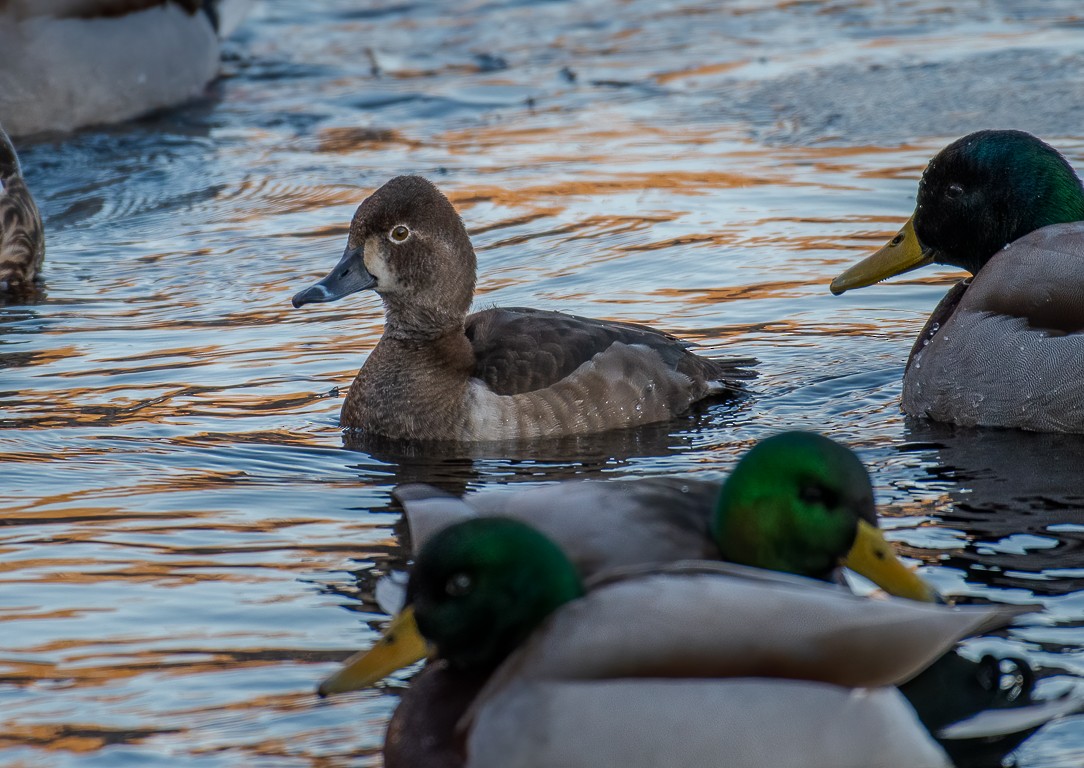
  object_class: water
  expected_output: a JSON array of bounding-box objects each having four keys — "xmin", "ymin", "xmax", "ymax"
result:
[{"xmin": 3, "ymin": 1, "xmax": 1084, "ymax": 765}]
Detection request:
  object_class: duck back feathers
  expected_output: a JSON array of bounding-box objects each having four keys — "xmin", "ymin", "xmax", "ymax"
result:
[
  {"xmin": 395, "ymin": 479, "xmax": 720, "ymax": 574},
  {"xmin": 465, "ymin": 306, "xmax": 754, "ymax": 396}
]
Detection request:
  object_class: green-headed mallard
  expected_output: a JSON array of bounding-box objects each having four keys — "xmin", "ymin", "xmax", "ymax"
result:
[
  {"xmin": 323, "ymin": 515, "xmax": 1045, "ymax": 768},
  {"xmin": 291, "ymin": 176, "xmax": 754, "ymax": 441},
  {"xmin": 0, "ymin": 123, "xmax": 43, "ymax": 292},
  {"xmin": 831, "ymin": 130, "xmax": 1084, "ymax": 432}
]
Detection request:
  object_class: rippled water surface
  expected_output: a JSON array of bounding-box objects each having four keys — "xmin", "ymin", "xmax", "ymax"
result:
[{"xmin": 4, "ymin": 1, "xmax": 1084, "ymax": 765}]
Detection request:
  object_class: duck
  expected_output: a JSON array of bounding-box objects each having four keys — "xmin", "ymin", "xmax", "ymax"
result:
[
  {"xmin": 291, "ymin": 175, "xmax": 754, "ymax": 442},
  {"xmin": 320, "ymin": 515, "xmax": 1052, "ymax": 768},
  {"xmin": 324, "ymin": 432, "xmax": 1071, "ymax": 763},
  {"xmin": 0, "ymin": 123, "xmax": 44, "ymax": 291},
  {"xmin": 0, "ymin": 0, "xmax": 250, "ymax": 137},
  {"xmin": 391, "ymin": 432, "xmax": 934, "ymax": 602},
  {"xmin": 830, "ymin": 130, "xmax": 1084, "ymax": 432}
]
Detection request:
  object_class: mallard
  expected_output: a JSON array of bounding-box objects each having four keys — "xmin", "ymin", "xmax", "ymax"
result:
[
  {"xmin": 831, "ymin": 130, "xmax": 1084, "ymax": 432},
  {"xmin": 292, "ymin": 175, "xmax": 754, "ymax": 442},
  {"xmin": 0, "ymin": 0, "xmax": 250, "ymax": 137},
  {"xmin": 323, "ymin": 432, "xmax": 1073, "ymax": 763},
  {"xmin": 321, "ymin": 516, "xmax": 1048, "ymax": 768},
  {"xmin": 0, "ymin": 123, "xmax": 44, "ymax": 291},
  {"xmin": 392, "ymin": 432, "xmax": 933, "ymax": 602}
]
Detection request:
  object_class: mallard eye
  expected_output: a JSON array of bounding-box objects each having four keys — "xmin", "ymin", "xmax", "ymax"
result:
[
  {"xmin": 798, "ymin": 483, "xmax": 840, "ymax": 510},
  {"xmin": 445, "ymin": 572, "xmax": 473, "ymax": 597},
  {"xmin": 389, "ymin": 225, "xmax": 411, "ymax": 243},
  {"xmin": 945, "ymin": 183, "xmax": 964, "ymax": 198}
]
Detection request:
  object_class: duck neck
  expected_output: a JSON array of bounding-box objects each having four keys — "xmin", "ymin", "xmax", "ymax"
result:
[
  {"xmin": 382, "ymin": 293, "xmax": 471, "ymax": 343},
  {"xmin": 346, "ymin": 325, "xmax": 475, "ymax": 440}
]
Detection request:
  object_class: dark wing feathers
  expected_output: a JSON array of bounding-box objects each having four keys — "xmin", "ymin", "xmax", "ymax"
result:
[{"xmin": 464, "ymin": 307, "xmax": 755, "ymax": 397}]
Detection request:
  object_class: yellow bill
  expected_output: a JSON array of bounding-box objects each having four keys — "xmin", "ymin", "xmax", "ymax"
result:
[
  {"xmin": 318, "ymin": 606, "xmax": 428, "ymax": 696},
  {"xmin": 842, "ymin": 520, "xmax": 938, "ymax": 603},
  {"xmin": 830, "ymin": 215, "xmax": 933, "ymax": 295}
]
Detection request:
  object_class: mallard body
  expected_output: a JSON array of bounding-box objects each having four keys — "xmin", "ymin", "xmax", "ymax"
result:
[
  {"xmin": 394, "ymin": 477, "xmax": 721, "ymax": 574},
  {"xmin": 903, "ymin": 223, "xmax": 1084, "ymax": 430},
  {"xmin": 0, "ymin": 0, "xmax": 249, "ymax": 136}
]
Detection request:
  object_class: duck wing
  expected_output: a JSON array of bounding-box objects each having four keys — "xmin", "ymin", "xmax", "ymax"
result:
[
  {"xmin": 464, "ymin": 307, "xmax": 755, "ymax": 396},
  {"xmin": 479, "ymin": 563, "xmax": 1027, "ymax": 695},
  {"xmin": 464, "ymin": 564, "xmax": 1025, "ymax": 768}
]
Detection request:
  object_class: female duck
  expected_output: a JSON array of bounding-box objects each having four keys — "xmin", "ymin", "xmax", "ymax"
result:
[
  {"xmin": 831, "ymin": 130, "xmax": 1084, "ymax": 432},
  {"xmin": 292, "ymin": 175, "xmax": 753, "ymax": 441},
  {"xmin": 321, "ymin": 516, "xmax": 1034, "ymax": 768},
  {"xmin": 0, "ymin": 124, "xmax": 44, "ymax": 291}
]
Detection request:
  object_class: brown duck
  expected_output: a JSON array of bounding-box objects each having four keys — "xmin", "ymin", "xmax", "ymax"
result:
[{"xmin": 292, "ymin": 176, "xmax": 753, "ymax": 441}]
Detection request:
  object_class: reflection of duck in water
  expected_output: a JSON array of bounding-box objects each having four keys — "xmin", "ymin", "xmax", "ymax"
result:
[
  {"xmin": 325, "ymin": 434, "xmax": 1072, "ymax": 766},
  {"xmin": 901, "ymin": 419, "xmax": 1084, "ymax": 596},
  {"xmin": 0, "ymin": 124, "xmax": 43, "ymax": 292},
  {"xmin": 832, "ymin": 130, "xmax": 1084, "ymax": 433},
  {"xmin": 320, "ymin": 512, "xmax": 1062, "ymax": 768},
  {"xmin": 293, "ymin": 176, "xmax": 754, "ymax": 442},
  {"xmin": 0, "ymin": 1, "xmax": 250, "ymax": 136}
]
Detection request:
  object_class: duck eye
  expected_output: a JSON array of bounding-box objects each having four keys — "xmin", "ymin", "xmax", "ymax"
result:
[
  {"xmin": 798, "ymin": 483, "xmax": 840, "ymax": 510},
  {"xmin": 945, "ymin": 183, "xmax": 964, "ymax": 199},
  {"xmin": 445, "ymin": 572, "xmax": 473, "ymax": 597},
  {"xmin": 389, "ymin": 225, "xmax": 411, "ymax": 243}
]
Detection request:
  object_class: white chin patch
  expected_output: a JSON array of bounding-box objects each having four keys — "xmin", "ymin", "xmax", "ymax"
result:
[{"xmin": 363, "ymin": 235, "xmax": 399, "ymax": 293}]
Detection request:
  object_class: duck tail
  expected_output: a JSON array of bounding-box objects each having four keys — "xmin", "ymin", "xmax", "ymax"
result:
[
  {"xmin": 933, "ymin": 655, "xmax": 1083, "ymax": 767},
  {"xmin": 938, "ymin": 688, "xmax": 1084, "ymax": 741},
  {"xmin": 704, "ymin": 354, "xmax": 758, "ymax": 396}
]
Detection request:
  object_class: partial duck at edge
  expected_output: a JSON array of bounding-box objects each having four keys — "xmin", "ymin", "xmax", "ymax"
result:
[
  {"xmin": 0, "ymin": 0, "xmax": 251, "ymax": 137},
  {"xmin": 0, "ymin": 123, "xmax": 44, "ymax": 293}
]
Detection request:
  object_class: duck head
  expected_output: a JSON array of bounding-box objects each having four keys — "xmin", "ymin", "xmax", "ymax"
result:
[
  {"xmin": 713, "ymin": 431, "xmax": 937, "ymax": 602},
  {"xmin": 293, "ymin": 175, "xmax": 477, "ymax": 337},
  {"xmin": 318, "ymin": 517, "xmax": 584, "ymax": 695},
  {"xmin": 832, "ymin": 130, "xmax": 1084, "ymax": 294}
]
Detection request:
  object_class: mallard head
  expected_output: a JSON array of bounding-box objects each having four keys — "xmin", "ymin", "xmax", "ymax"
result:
[
  {"xmin": 712, "ymin": 431, "xmax": 936, "ymax": 602},
  {"xmin": 832, "ymin": 130, "xmax": 1084, "ymax": 293},
  {"xmin": 318, "ymin": 518, "xmax": 583, "ymax": 695}
]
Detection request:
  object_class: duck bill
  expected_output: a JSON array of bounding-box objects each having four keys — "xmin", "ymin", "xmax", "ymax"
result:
[
  {"xmin": 842, "ymin": 520, "xmax": 937, "ymax": 603},
  {"xmin": 830, "ymin": 215, "xmax": 934, "ymax": 295},
  {"xmin": 317, "ymin": 606, "xmax": 428, "ymax": 696},
  {"xmin": 292, "ymin": 245, "xmax": 376, "ymax": 308}
]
